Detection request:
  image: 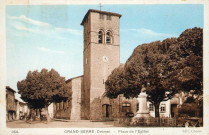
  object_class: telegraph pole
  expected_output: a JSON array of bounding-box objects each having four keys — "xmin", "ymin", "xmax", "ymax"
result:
[{"xmin": 99, "ymin": 3, "xmax": 102, "ymax": 11}]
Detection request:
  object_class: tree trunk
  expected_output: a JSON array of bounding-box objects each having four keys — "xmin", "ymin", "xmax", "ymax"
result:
[
  {"xmin": 30, "ymin": 109, "xmax": 33, "ymax": 121},
  {"xmin": 154, "ymin": 103, "xmax": 160, "ymax": 118},
  {"xmin": 45, "ymin": 106, "xmax": 51, "ymax": 123},
  {"xmin": 154, "ymin": 103, "xmax": 160, "ymax": 126},
  {"xmin": 39, "ymin": 108, "xmax": 42, "ymax": 121},
  {"xmin": 26, "ymin": 108, "xmax": 33, "ymax": 123}
]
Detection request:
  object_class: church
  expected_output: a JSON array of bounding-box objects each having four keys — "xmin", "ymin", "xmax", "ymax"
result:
[{"xmin": 53, "ymin": 9, "xmax": 185, "ymax": 120}]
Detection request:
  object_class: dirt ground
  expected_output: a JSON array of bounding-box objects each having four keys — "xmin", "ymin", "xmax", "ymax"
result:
[{"xmin": 6, "ymin": 120, "xmax": 115, "ymax": 128}]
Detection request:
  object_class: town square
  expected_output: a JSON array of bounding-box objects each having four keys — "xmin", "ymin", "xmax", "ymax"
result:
[{"xmin": 4, "ymin": 3, "xmax": 203, "ymax": 130}]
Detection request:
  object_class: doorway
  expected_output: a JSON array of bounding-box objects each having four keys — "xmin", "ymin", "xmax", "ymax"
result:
[
  {"xmin": 102, "ymin": 104, "xmax": 111, "ymax": 118},
  {"xmin": 171, "ymin": 104, "xmax": 178, "ymax": 117}
]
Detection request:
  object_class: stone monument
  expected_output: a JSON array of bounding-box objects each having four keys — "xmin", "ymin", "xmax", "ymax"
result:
[{"xmin": 135, "ymin": 86, "xmax": 151, "ymax": 118}]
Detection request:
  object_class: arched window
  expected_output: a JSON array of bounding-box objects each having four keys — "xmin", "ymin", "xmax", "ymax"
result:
[
  {"xmin": 106, "ymin": 30, "xmax": 112, "ymax": 44},
  {"xmin": 98, "ymin": 29, "xmax": 104, "ymax": 44}
]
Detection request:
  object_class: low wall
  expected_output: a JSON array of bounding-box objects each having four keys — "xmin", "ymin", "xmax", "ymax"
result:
[{"xmin": 114, "ymin": 117, "xmax": 177, "ymax": 127}]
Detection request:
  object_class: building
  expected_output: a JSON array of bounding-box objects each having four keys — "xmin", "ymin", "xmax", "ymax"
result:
[
  {"xmin": 54, "ymin": 9, "xmax": 183, "ymax": 120},
  {"xmin": 15, "ymin": 99, "xmax": 28, "ymax": 120},
  {"xmin": 82, "ymin": 9, "xmax": 121, "ymax": 120},
  {"xmin": 54, "ymin": 9, "xmax": 121, "ymax": 120},
  {"xmin": 6, "ymin": 86, "xmax": 17, "ymax": 121},
  {"xmin": 96, "ymin": 92, "xmax": 185, "ymax": 119},
  {"xmin": 6, "ymin": 86, "xmax": 29, "ymax": 121}
]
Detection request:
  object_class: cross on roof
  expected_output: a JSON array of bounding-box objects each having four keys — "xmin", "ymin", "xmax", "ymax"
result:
[{"xmin": 99, "ymin": 3, "xmax": 102, "ymax": 11}]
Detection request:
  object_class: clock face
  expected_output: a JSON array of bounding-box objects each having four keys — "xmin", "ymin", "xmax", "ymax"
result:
[{"xmin": 102, "ymin": 56, "xmax": 108, "ymax": 62}]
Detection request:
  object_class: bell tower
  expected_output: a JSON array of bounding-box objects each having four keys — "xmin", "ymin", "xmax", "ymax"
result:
[{"xmin": 81, "ymin": 9, "xmax": 121, "ymax": 120}]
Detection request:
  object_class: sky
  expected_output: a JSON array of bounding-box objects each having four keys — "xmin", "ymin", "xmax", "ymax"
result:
[{"xmin": 6, "ymin": 4, "xmax": 203, "ymax": 101}]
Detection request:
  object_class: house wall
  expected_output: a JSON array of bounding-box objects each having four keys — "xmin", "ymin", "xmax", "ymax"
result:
[
  {"xmin": 6, "ymin": 88, "xmax": 16, "ymax": 120},
  {"xmin": 101, "ymin": 94, "xmax": 176, "ymax": 118},
  {"xmin": 48, "ymin": 103, "xmax": 54, "ymax": 118},
  {"xmin": 16, "ymin": 101, "xmax": 20, "ymax": 120},
  {"xmin": 6, "ymin": 90, "xmax": 16, "ymax": 112}
]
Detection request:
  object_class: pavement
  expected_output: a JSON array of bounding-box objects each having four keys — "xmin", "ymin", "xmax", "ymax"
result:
[{"xmin": 6, "ymin": 120, "xmax": 115, "ymax": 128}]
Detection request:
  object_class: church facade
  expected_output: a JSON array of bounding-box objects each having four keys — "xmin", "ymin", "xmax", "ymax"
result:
[{"xmin": 53, "ymin": 9, "xmax": 184, "ymax": 120}]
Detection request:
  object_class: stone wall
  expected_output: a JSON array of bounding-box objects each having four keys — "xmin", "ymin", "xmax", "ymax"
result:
[
  {"xmin": 70, "ymin": 76, "xmax": 83, "ymax": 120},
  {"xmin": 54, "ymin": 100, "xmax": 71, "ymax": 119},
  {"xmin": 107, "ymin": 95, "xmax": 138, "ymax": 118},
  {"xmin": 83, "ymin": 14, "xmax": 91, "ymax": 120}
]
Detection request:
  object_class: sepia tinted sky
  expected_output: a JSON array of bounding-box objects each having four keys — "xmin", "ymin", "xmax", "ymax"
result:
[{"xmin": 6, "ymin": 4, "xmax": 203, "ymax": 100}]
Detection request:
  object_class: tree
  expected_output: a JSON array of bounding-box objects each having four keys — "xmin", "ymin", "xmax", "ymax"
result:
[
  {"xmin": 121, "ymin": 39, "xmax": 181, "ymax": 117},
  {"xmin": 175, "ymin": 27, "xmax": 203, "ymax": 95},
  {"xmin": 105, "ymin": 64, "xmax": 128, "ymax": 98},
  {"xmin": 144, "ymin": 51, "xmax": 180, "ymax": 117},
  {"xmin": 145, "ymin": 28, "xmax": 203, "ymax": 117},
  {"xmin": 123, "ymin": 43, "xmax": 153, "ymax": 98},
  {"xmin": 105, "ymin": 27, "xmax": 203, "ymax": 118},
  {"xmin": 106, "ymin": 40, "xmax": 180, "ymax": 117},
  {"xmin": 178, "ymin": 95, "xmax": 203, "ymax": 117},
  {"xmin": 17, "ymin": 68, "xmax": 72, "ymax": 122}
]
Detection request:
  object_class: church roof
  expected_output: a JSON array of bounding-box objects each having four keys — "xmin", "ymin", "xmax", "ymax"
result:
[
  {"xmin": 120, "ymin": 63, "xmax": 125, "ymax": 66},
  {"xmin": 66, "ymin": 75, "xmax": 83, "ymax": 83},
  {"xmin": 81, "ymin": 9, "xmax": 122, "ymax": 25}
]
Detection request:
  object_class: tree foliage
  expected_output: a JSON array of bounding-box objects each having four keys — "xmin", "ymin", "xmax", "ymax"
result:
[
  {"xmin": 178, "ymin": 95, "xmax": 203, "ymax": 117},
  {"xmin": 105, "ymin": 64, "xmax": 128, "ymax": 98},
  {"xmin": 175, "ymin": 28, "xmax": 203, "ymax": 95},
  {"xmin": 17, "ymin": 68, "xmax": 72, "ymax": 109},
  {"xmin": 105, "ymin": 27, "xmax": 203, "ymax": 117}
]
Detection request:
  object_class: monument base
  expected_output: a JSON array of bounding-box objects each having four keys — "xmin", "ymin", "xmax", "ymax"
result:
[
  {"xmin": 131, "ymin": 111, "xmax": 152, "ymax": 126},
  {"xmin": 135, "ymin": 112, "xmax": 151, "ymax": 118},
  {"xmin": 135, "ymin": 109, "xmax": 151, "ymax": 118}
]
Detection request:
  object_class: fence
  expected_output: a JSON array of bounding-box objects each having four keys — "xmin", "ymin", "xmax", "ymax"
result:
[{"xmin": 114, "ymin": 117, "xmax": 177, "ymax": 127}]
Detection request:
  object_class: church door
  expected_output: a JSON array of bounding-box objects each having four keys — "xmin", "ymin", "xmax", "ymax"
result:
[{"xmin": 102, "ymin": 104, "xmax": 111, "ymax": 118}]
